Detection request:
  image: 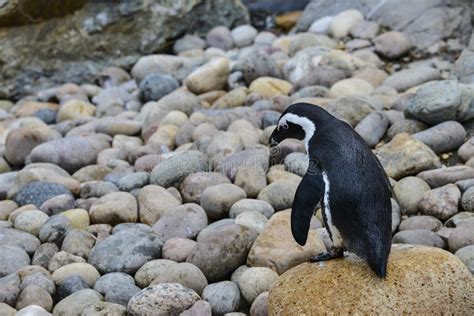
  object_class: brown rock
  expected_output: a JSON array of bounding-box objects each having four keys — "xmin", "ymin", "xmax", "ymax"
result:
[
  {"xmin": 269, "ymin": 245, "xmax": 474, "ymax": 315},
  {"xmin": 374, "ymin": 133, "xmax": 441, "ymax": 180},
  {"xmin": 247, "ymin": 210, "xmax": 326, "ymax": 274},
  {"xmin": 419, "ymin": 184, "xmax": 461, "ymax": 221}
]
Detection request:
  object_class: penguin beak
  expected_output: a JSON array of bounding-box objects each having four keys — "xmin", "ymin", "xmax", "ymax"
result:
[{"xmin": 269, "ymin": 137, "xmax": 279, "ymax": 147}]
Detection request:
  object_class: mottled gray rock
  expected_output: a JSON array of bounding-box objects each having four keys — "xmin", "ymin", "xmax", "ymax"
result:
[
  {"xmin": 127, "ymin": 283, "xmax": 200, "ymax": 316},
  {"xmin": 39, "ymin": 215, "xmax": 72, "ymax": 245},
  {"xmin": 15, "ymin": 181, "xmax": 72, "ymax": 208},
  {"xmin": 187, "ymin": 224, "xmax": 258, "ymax": 282},
  {"xmin": 139, "ymin": 74, "xmax": 179, "ymax": 102},
  {"xmin": 152, "ymin": 204, "xmax": 208, "ymax": 241},
  {"xmin": 215, "ymin": 147, "xmax": 269, "ymax": 182},
  {"xmin": 56, "ymin": 275, "xmax": 90, "ymax": 301},
  {"xmin": 0, "ymin": 273, "xmax": 20, "ymax": 306},
  {"xmin": 461, "ymin": 187, "xmax": 474, "ymax": 212},
  {"xmin": 81, "ymin": 302, "xmax": 127, "ymax": 316},
  {"xmin": 53, "ymin": 289, "xmax": 103, "ymax": 316},
  {"xmin": 80, "ymin": 181, "xmax": 119, "ymax": 199},
  {"xmin": 405, "ymin": 80, "xmax": 472, "ymax": 125},
  {"xmin": 94, "ymin": 273, "xmax": 140, "ymax": 307},
  {"xmin": 238, "ymin": 51, "xmax": 282, "ymax": 85},
  {"xmin": 0, "ymin": 245, "xmax": 30, "ymax": 277},
  {"xmin": 116, "ymin": 172, "xmax": 149, "ymax": 191},
  {"xmin": 48, "ymin": 251, "xmax": 86, "ymax": 272},
  {"xmin": 418, "ymin": 167, "xmax": 474, "ymax": 188},
  {"xmin": 202, "ymin": 281, "xmax": 240, "ymax": 315},
  {"xmin": 40, "ymin": 194, "xmax": 75, "ymax": 216},
  {"xmin": 61, "ymin": 229, "xmax": 96, "ymax": 259},
  {"xmin": 32, "ymin": 243, "xmax": 59, "ymax": 269},
  {"xmin": 89, "ymin": 230, "xmax": 162, "ymax": 274},
  {"xmin": 455, "ymin": 245, "xmax": 474, "ymax": 274},
  {"xmin": 392, "ymin": 229, "xmax": 445, "ymax": 248},
  {"xmin": 412, "ymin": 121, "xmax": 466, "ymax": 154},
  {"xmin": 150, "ymin": 151, "xmax": 209, "ymax": 188}
]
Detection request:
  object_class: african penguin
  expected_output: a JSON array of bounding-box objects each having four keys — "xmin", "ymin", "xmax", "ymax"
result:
[{"xmin": 269, "ymin": 102, "xmax": 392, "ymax": 278}]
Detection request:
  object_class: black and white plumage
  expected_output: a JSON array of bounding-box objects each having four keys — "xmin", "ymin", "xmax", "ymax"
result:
[{"xmin": 269, "ymin": 102, "xmax": 392, "ymax": 278}]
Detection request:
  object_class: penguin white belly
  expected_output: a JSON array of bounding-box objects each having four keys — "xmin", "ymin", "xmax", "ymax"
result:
[{"xmin": 322, "ymin": 171, "xmax": 343, "ymax": 248}]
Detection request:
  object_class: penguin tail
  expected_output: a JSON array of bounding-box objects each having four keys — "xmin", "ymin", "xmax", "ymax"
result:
[
  {"xmin": 369, "ymin": 259, "xmax": 387, "ymax": 278},
  {"xmin": 367, "ymin": 250, "xmax": 389, "ymax": 278}
]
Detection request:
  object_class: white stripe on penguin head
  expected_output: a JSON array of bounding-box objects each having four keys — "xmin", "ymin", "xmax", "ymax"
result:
[{"xmin": 279, "ymin": 113, "xmax": 316, "ymax": 151}]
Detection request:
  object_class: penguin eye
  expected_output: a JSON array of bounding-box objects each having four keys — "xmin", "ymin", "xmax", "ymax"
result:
[{"xmin": 280, "ymin": 123, "xmax": 289, "ymax": 130}]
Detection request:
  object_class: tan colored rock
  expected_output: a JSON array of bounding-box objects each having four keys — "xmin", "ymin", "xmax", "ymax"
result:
[
  {"xmin": 52, "ymin": 262, "xmax": 100, "ymax": 287},
  {"xmin": 11, "ymin": 101, "xmax": 59, "ymax": 117},
  {"xmin": 247, "ymin": 210, "xmax": 326, "ymax": 274},
  {"xmin": 374, "ymin": 133, "xmax": 441, "ymax": 180},
  {"xmin": 184, "ymin": 57, "xmax": 230, "ymax": 94},
  {"xmin": 266, "ymin": 165, "xmax": 301, "ymax": 184},
  {"xmin": 57, "ymin": 100, "xmax": 96, "ymax": 122},
  {"xmin": 212, "ymin": 87, "xmax": 247, "ymax": 109},
  {"xmin": 328, "ymin": 78, "xmax": 374, "ymax": 98},
  {"xmin": 138, "ymin": 185, "xmax": 181, "ymax": 225},
  {"xmin": 8, "ymin": 166, "xmax": 81, "ymax": 198},
  {"xmin": 249, "ymin": 77, "xmax": 293, "ymax": 98},
  {"xmin": 89, "ymin": 192, "xmax": 138, "ymax": 225},
  {"xmin": 269, "ymin": 245, "xmax": 474, "ymax": 315},
  {"xmin": 60, "ymin": 208, "xmax": 90, "ymax": 228}
]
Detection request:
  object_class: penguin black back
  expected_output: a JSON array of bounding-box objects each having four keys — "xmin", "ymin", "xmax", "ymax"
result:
[{"xmin": 270, "ymin": 102, "xmax": 392, "ymax": 277}]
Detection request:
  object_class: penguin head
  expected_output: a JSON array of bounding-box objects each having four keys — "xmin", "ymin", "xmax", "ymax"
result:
[{"xmin": 270, "ymin": 103, "xmax": 326, "ymax": 148}]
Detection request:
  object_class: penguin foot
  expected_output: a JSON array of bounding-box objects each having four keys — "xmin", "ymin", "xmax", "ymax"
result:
[{"xmin": 309, "ymin": 248, "xmax": 344, "ymax": 262}]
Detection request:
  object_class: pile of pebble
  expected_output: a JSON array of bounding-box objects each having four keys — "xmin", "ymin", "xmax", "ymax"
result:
[{"xmin": 0, "ymin": 7, "xmax": 473, "ymax": 316}]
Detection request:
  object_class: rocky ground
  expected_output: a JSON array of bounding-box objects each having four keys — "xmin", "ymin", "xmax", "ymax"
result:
[{"xmin": 1, "ymin": 2, "xmax": 474, "ymax": 316}]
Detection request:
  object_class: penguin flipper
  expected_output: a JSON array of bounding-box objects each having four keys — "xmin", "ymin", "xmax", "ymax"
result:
[{"xmin": 291, "ymin": 169, "xmax": 325, "ymax": 246}]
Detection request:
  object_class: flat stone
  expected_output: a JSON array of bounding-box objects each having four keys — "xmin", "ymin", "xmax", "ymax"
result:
[
  {"xmin": 418, "ymin": 166, "xmax": 474, "ymax": 188},
  {"xmin": 247, "ymin": 211, "xmax": 326, "ymax": 275},
  {"xmin": 127, "ymin": 283, "xmax": 200, "ymax": 316},
  {"xmin": 268, "ymin": 245, "xmax": 474, "ymax": 315},
  {"xmin": 412, "ymin": 121, "xmax": 466, "ymax": 154},
  {"xmin": 89, "ymin": 230, "xmax": 162, "ymax": 274},
  {"xmin": 374, "ymin": 133, "xmax": 441, "ymax": 180}
]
